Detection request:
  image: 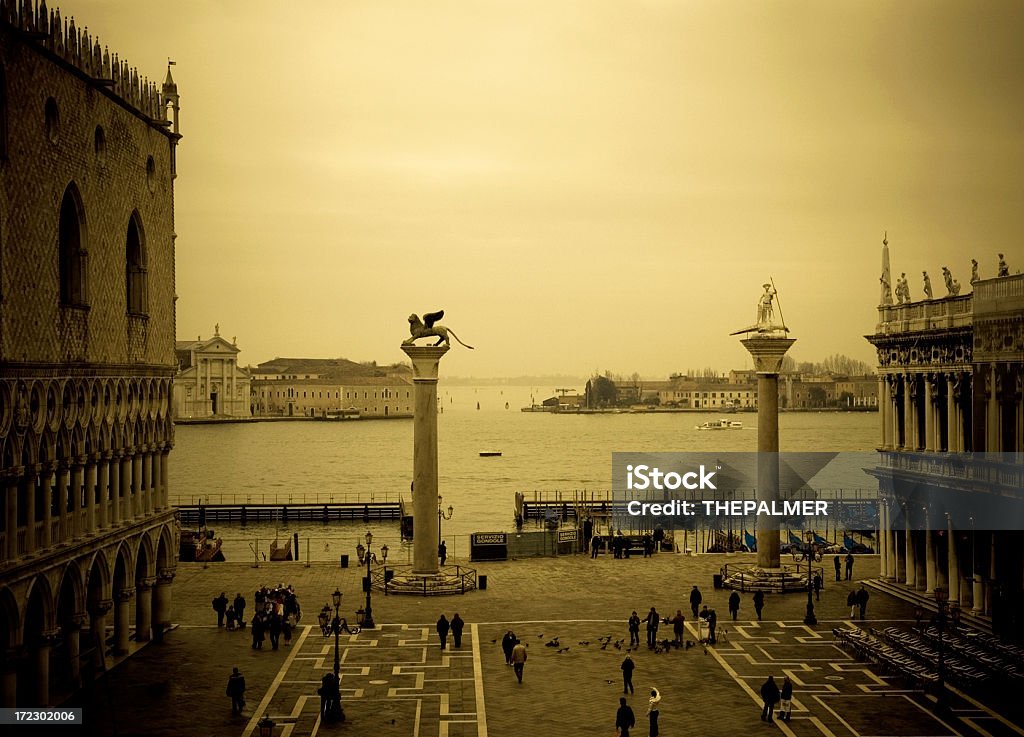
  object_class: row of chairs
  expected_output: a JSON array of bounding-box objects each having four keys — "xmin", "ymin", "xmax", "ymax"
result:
[
  {"xmin": 875, "ymin": 627, "xmax": 991, "ymax": 688},
  {"xmin": 833, "ymin": 627, "xmax": 937, "ymax": 687},
  {"xmin": 919, "ymin": 627, "xmax": 1024, "ymax": 681},
  {"xmin": 971, "ymin": 630, "xmax": 1024, "ymax": 664}
]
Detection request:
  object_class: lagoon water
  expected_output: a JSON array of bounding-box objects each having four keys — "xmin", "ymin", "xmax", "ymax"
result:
[{"xmin": 170, "ymin": 385, "xmax": 878, "ymax": 562}]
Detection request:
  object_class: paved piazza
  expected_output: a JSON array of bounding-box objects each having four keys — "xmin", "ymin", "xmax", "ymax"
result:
[{"xmin": 69, "ymin": 553, "xmax": 1024, "ymax": 737}]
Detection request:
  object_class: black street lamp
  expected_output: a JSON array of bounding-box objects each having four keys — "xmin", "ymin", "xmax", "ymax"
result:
[
  {"xmin": 934, "ymin": 587, "xmax": 951, "ymax": 714},
  {"xmin": 381, "ymin": 544, "xmax": 390, "ymax": 596},
  {"xmin": 362, "ymin": 531, "xmax": 375, "ymax": 628},
  {"xmin": 331, "ymin": 589, "xmax": 342, "ymax": 677},
  {"xmin": 327, "ymin": 588, "xmax": 345, "ymax": 722},
  {"xmin": 803, "ymin": 567, "xmax": 817, "ymax": 625},
  {"xmin": 438, "ymin": 494, "xmax": 454, "ymax": 557}
]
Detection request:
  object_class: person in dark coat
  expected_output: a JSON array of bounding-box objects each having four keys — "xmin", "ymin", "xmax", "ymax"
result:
[
  {"xmin": 213, "ymin": 592, "xmax": 229, "ymax": 627},
  {"xmin": 779, "ymin": 675, "xmax": 794, "ymax": 721},
  {"xmin": 583, "ymin": 518, "xmax": 593, "ymax": 552},
  {"xmin": 436, "ymin": 614, "xmax": 450, "ymax": 650},
  {"xmin": 438, "ymin": 540, "xmax": 448, "ymax": 566},
  {"xmin": 226, "ymin": 666, "xmax": 246, "ymax": 715},
  {"xmin": 643, "ymin": 607, "xmax": 660, "ymax": 647},
  {"xmin": 450, "ymin": 613, "xmax": 465, "ymax": 648},
  {"xmin": 753, "ymin": 590, "xmax": 765, "ymax": 621},
  {"xmin": 620, "ymin": 654, "xmax": 635, "ymax": 694},
  {"xmin": 268, "ymin": 612, "xmax": 282, "ymax": 650},
  {"xmin": 628, "ymin": 611, "xmax": 641, "ymax": 647},
  {"xmin": 671, "ymin": 610, "xmax": 686, "ymax": 645},
  {"xmin": 760, "ymin": 675, "xmax": 780, "ymax": 722},
  {"xmin": 689, "ymin": 585, "xmax": 702, "ymax": 618},
  {"xmin": 813, "ymin": 573, "xmax": 822, "ymax": 601},
  {"xmin": 233, "ymin": 592, "xmax": 247, "ymax": 626},
  {"xmin": 845, "ymin": 552, "xmax": 854, "ymax": 580},
  {"xmin": 856, "ymin": 585, "xmax": 870, "ymax": 620},
  {"xmin": 728, "ymin": 590, "xmax": 741, "ymax": 621},
  {"xmin": 501, "ymin": 630, "xmax": 516, "ymax": 665},
  {"xmin": 833, "ymin": 554, "xmax": 842, "ymax": 581},
  {"xmin": 591, "ymin": 534, "xmax": 601, "ymax": 558},
  {"xmin": 226, "ymin": 606, "xmax": 237, "ymax": 631},
  {"xmin": 615, "ymin": 696, "xmax": 636, "ymax": 737},
  {"xmin": 251, "ymin": 613, "xmax": 265, "ymax": 649},
  {"xmin": 707, "ymin": 608, "xmax": 718, "ymax": 644}
]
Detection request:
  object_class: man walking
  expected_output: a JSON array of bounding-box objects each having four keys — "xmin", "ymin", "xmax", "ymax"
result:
[
  {"xmin": 621, "ymin": 654, "xmax": 635, "ymax": 694},
  {"xmin": 233, "ymin": 592, "xmax": 247, "ymax": 627},
  {"xmin": 729, "ymin": 590, "xmax": 741, "ymax": 621},
  {"xmin": 450, "ymin": 613, "xmax": 465, "ymax": 648},
  {"xmin": 671, "ymin": 609, "xmax": 686, "ymax": 645},
  {"xmin": 436, "ymin": 614, "xmax": 450, "ymax": 650},
  {"xmin": 856, "ymin": 585, "xmax": 870, "ymax": 620},
  {"xmin": 845, "ymin": 552, "xmax": 854, "ymax": 581},
  {"xmin": 833, "ymin": 554, "xmax": 842, "ymax": 582},
  {"xmin": 753, "ymin": 590, "xmax": 765, "ymax": 621},
  {"xmin": 213, "ymin": 592, "xmax": 229, "ymax": 627},
  {"xmin": 779, "ymin": 676, "xmax": 794, "ymax": 722},
  {"xmin": 689, "ymin": 585, "xmax": 702, "ymax": 618},
  {"xmin": 628, "ymin": 611, "xmax": 641, "ymax": 647},
  {"xmin": 511, "ymin": 639, "xmax": 528, "ymax": 683},
  {"xmin": 439, "ymin": 540, "xmax": 448, "ymax": 566},
  {"xmin": 615, "ymin": 697, "xmax": 636, "ymax": 737},
  {"xmin": 813, "ymin": 573, "xmax": 822, "ymax": 601},
  {"xmin": 501, "ymin": 630, "xmax": 516, "ymax": 665},
  {"xmin": 760, "ymin": 675, "xmax": 780, "ymax": 723},
  {"xmin": 226, "ymin": 667, "xmax": 246, "ymax": 716}
]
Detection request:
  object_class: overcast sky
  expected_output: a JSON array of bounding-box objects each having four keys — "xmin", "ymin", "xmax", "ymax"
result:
[{"xmin": 62, "ymin": 1, "xmax": 1023, "ymax": 377}]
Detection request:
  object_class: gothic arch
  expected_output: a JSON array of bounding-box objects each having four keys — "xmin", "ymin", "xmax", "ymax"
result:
[
  {"xmin": 155, "ymin": 525, "xmax": 174, "ymax": 571},
  {"xmin": 125, "ymin": 210, "xmax": 147, "ymax": 315},
  {"xmin": 135, "ymin": 531, "xmax": 155, "ymax": 580},
  {"xmin": 84, "ymin": 549, "xmax": 111, "ymax": 603},
  {"xmin": 0, "ymin": 586, "xmax": 19, "ymax": 649},
  {"xmin": 22, "ymin": 574, "xmax": 55, "ymax": 636},
  {"xmin": 58, "ymin": 182, "xmax": 88, "ymax": 307},
  {"xmin": 56, "ymin": 560, "xmax": 85, "ymax": 619}
]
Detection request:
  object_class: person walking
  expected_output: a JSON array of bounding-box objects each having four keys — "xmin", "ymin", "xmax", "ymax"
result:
[
  {"xmin": 439, "ymin": 540, "xmax": 448, "ymax": 566},
  {"xmin": 226, "ymin": 667, "xmax": 246, "ymax": 715},
  {"xmin": 833, "ymin": 554, "xmax": 842, "ymax": 582},
  {"xmin": 644, "ymin": 607, "xmax": 660, "ymax": 648},
  {"xmin": 813, "ymin": 573, "xmax": 822, "ymax": 601},
  {"xmin": 845, "ymin": 552, "xmax": 854, "ymax": 581},
  {"xmin": 501, "ymin": 630, "xmax": 517, "ymax": 665},
  {"xmin": 511, "ymin": 639, "xmax": 528, "ymax": 683},
  {"xmin": 251, "ymin": 613, "xmax": 266, "ymax": 650},
  {"xmin": 621, "ymin": 654, "xmax": 635, "ymax": 694},
  {"xmin": 689, "ymin": 585, "xmax": 702, "ymax": 619},
  {"xmin": 213, "ymin": 592, "xmax": 229, "ymax": 627},
  {"xmin": 779, "ymin": 675, "xmax": 793, "ymax": 722},
  {"xmin": 226, "ymin": 606, "xmax": 237, "ymax": 631},
  {"xmin": 847, "ymin": 590, "xmax": 857, "ymax": 618},
  {"xmin": 268, "ymin": 611, "xmax": 282, "ymax": 650},
  {"xmin": 729, "ymin": 590, "xmax": 741, "ymax": 621},
  {"xmin": 707, "ymin": 608, "xmax": 718, "ymax": 645},
  {"xmin": 753, "ymin": 590, "xmax": 765, "ymax": 621},
  {"xmin": 283, "ymin": 611, "xmax": 295, "ymax": 646},
  {"xmin": 615, "ymin": 696, "xmax": 636, "ymax": 737},
  {"xmin": 436, "ymin": 614, "xmax": 450, "ymax": 650},
  {"xmin": 233, "ymin": 592, "xmax": 247, "ymax": 627},
  {"xmin": 591, "ymin": 534, "xmax": 601, "ymax": 558},
  {"xmin": 671, "ymin": 610, "xmax": 686, "ymax": 646},
  {"xmin": 647, "ymin": 687, "xmax": 661, "ymax": 737},
  {"xmin": 628, "ymin": 611, "xmax": 642, "ymax": 647},
  {"xmin": 760, "ymin": 675, "xmax": 780, "ymax": 722},
  {"xmin": 450, "ymin": 613, "xmax": 465, "ymax": 648},
  {"xmin": 856, "ymin": 585, "xmax": 869, "ymax": 620}
]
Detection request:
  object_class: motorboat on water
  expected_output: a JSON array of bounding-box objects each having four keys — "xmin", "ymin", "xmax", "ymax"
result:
[{"xmin": 695, "ymin": 419, "xmax": 743, "ymax": 430}]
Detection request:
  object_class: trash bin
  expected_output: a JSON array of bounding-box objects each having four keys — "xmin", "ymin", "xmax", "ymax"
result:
[
  {"xmin": 713, "ymin": 573, "xmax": 723, "ymax": 589},
  {"xmin": 384, "ymin": 569, "xmax": 395, "ymax": 583},
  {"xmin": 340, "ymin": 554, "xmax": 349, "ymax": 568},
  {"xmin": 479, "ymin": 575, "xmax": 488, "ymax": 590}
]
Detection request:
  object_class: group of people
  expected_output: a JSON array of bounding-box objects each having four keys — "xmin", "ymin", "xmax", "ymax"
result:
[
  {"xmin": 615, "ymin": 687, "xmax": 662, "ymax": 737},
  {"xmin": 212, "ymin": 584, "xmax": 303, "ymax": 651},
  {"xmin": 500, "ymin": 630, "xmax": 529, "ymax": 683},
  {"xmin": 759, "ymin": 675, "xmax": 795, "ymax": 723},
  {"xmin": 592, "ymin": 531, "xmax": 662, "ymax": 559},
  {"xmin": 847, "ymin": 585, "xmax": 870, "ymax": 619},
  {"xmin": 435, "ymin": 613, "xmax": 466, "ymax": 650}
]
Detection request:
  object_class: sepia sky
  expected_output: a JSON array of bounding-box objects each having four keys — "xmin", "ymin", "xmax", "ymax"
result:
[{"xmin": 62, "ymin": 1, "xmax": 1023, "ymax": 378}]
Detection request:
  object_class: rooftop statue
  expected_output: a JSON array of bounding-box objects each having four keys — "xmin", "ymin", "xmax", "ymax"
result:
[
  {"xmin": 403, "ymin": 310, "xmax": 475, "ymax": 349},
  {"xmin": 730, "ymin": 281, "xmax": 789, "ymax": 336},
  {"xmin": 922, "ymin": 271, "xmax": 933, "ymax": 300},
  {"xmin": 998, "ymin": 253, "xmax": 1010, "ymax": 278},
  {"xmin": 942, "ymin": 266, "xmax": 961, "ymax": 296},
  {"xmin": 894, "ymin": 273, "xmax": 910, "ymax": 304},
  {"xmin": 971, "ymin": 259, "xmax": 979, "ymax": 283}
]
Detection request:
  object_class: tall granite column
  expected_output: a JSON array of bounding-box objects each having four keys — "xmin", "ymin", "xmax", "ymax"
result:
[
  {"xmin": 401, "ymin": 344, "xmax": 449, "ymax": 575},
  {"xmin": 740, "ymin": 335, "xmax": 795, "ymax": 569}
]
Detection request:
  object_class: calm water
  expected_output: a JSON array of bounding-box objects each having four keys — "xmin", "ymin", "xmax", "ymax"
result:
[{"xmin": 170, "ymin": 386, "xmax": 879, "ymax": 561}]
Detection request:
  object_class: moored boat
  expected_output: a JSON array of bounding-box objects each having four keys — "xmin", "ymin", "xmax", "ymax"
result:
[
  {"xmin": 179, "ymin": 528, "xmax": 225, "ymax": 562},
  {"xmin": 695, "ymin": 419, "xmax": 743, "ymax": 430}
]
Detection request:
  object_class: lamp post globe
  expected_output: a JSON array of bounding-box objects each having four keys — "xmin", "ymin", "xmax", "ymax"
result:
[{"xmin": 363, "ymin": 531, "xmax": 375, "ymax": 628}]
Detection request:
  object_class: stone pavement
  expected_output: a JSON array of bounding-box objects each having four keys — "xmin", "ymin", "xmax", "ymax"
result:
[{"xmin": 63, "ymin": 552, "xmax": 1024, "ymax": 737}]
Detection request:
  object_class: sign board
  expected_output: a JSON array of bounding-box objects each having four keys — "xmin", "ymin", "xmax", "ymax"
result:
[
  {"xmin": 471, "ymin": 532, "xmax": 508, "ymax": 561},
  {"xmin": 557, "ymin": 530, "xmax": 578, "ymax": 543}
]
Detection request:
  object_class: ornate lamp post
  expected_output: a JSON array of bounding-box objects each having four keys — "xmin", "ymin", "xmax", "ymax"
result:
[
  {"xmin": 803, "ymin": 568, "xmax": 817, "ymax": 625},
  {"xmin": 381, "ymin": 544, "xmax": 390, "ymax": 595},
  {"xmin": 933, "ymin": 587, "xmax": 955, "ymax": 714},
  {"xmin": 328, "ymin": 588, "xmax": 345, "ymax": 722},
  {"xmin": 362, "ymin": 531, "xmax": 375, "ymax": 628},
  {"xmin": 438, "ymin": 494, "xmax": 454, "ymax": 558},
  {"xmin": 331, "ymin": 589, "xmax": 342, "ymax": 677}
]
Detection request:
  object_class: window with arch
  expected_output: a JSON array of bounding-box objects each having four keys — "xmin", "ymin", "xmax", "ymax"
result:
[
  {"xmin": 58, "ymin": 184, "xmax": 88, "ymax": 306},
  {"xmin": 45, "ymin": 97, "xmax": 59, "ymax": 143},
  {"xmin": 126, "ymin": 211, "xmax": 147, "ymax": 314}
]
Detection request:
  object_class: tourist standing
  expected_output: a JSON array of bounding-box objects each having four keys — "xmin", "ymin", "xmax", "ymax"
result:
[
  {"xmin": 234, "ymin": 593, "xmax": 247, "ymax": 627},
  {"xmin": 269, "ymin": 611, "xmax": 282, "ymax": 650},
  {"xmin": 647, "ymin": 687, "xmax": 661, "ymax": 737},
  {"xmin": 779, "ymin": 676, "xmax": 793, "ymax": 722},
  {"xmin": 226, "ymin": 606, "xmax": 237, "ymax": 631},
  {"xmin": 689, "ymin": 586, "xmax": 702, "ymax": 618},
  {"xmin": 856, "ymin": 585, "xmax": 869, "ymax": 620},
  {"xmin": 213, "ymin": 592, "xmax": 228, "ymax": 627},
  {"xmin": 644, "ymin": 607, "xmax": 660, "ymax": 647},
  {"xmin": 502, "ymin": 630, "xmax": 517, "ymax": 665},
  {"xmin": 729, "ymin": 590, "xmax": 741, "ymax": 621},
  {"xmin": 615, "ymin": 696, "xmax": 636, "ymax": 737},
  {"xmin": 847, "ymin": 590, "xmax": 857, "ymax": 618},
  {"xmin": 283, "ymin": 612, "xmax": 294, "ymax": 646},
  {"xmin": 621, "ymin": 654, "xmax": 635, "ymax": 694},
  {"xmin": 813, "ymin": 573, "xmax": 822, "ymax": 601},
  {"xmin": 251, "ymin": 613, "xmax": 265, "ymax": 650},
  {"xmin": 753, "ymin": 590, "xmax": 765, "ymax": 621},
  {"xmin": 226, "ymin": 667, "xmax": 246, "ymax": 715},
  {"xmin": 511, "ymin": 640, "xmax": 528, "ymax": 683},
  {"xmin": 833, "ymin": 554, "xmax": 842, "ymax": 582},
  {"xmin": 760, "ymin": 675, "xmax": 780, "ymax": 722},
  {"xmin": 845, "ymin": 552, "xmax": 854, "ymax": 580},
  {"xmin": 439, "ymin": 540, "xmax": 448, "ymax": 566},
  {"xmin": 628, "ymin": 611, "xmax": 641, "ymax": 647},
  {"xmin": 451, "ymin": 613, "xmax": 465, "ymax": 648},
  {"xmin": 707, "ymin": 608, "xmax": 718, "ymax": 645},
  {"xmin": 437, "ymin": 614, "xmax": 450, "ymax": 650},
  {"xmin": 591, "ymin": 534, "xmax": 601, "ymax": 558},
  {"xmin": 671, "ymin": 610, "xmax": 686, "ymax": 645}
]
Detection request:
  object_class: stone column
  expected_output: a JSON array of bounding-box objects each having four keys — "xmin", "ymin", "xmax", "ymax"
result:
[
  {"xmin": 924, "ymin": 512, "xmax": 937, "ymax": 592},
  {"xmin": 64, "ymin": 613, "xmax": 86, "ymax": 689},
  {"xmin": 879, "ymin": 376, "xmax": 889, "ymax": 448},
  {"xmin": 120, "ymin": 454, "xmax": 132, "ymax": 522},
  {"xmin": 141, "ymin": 447, "xmax": 152, "ymax": 515},
  {"xmin": 878, "ymin": 502, "xmax": 888, "ymax": 577},
  {"xmin": 401, "ymin": 344, "xmax": 449, "ymax": 575},
  {"xmin": 903, "ymin": 374, "xmax": 914, "ymax": 449},
  {"xmin": 5, "ymin": 478, "xmax": 18, "ymax": 560},
  {"xmin": 946, "ymin": 374, "xmax": 958, "ymax": 452},
  {"xmin": 134, "ymin": 577, "xmax": 155, "ymax": 643},
  {"xmin": 905, "ymin": 512, "xmax": 916, "ymax": 587},
  {"xmin": 24, "ymin": 467, "xmax": 36, "ymax": 554},
  {"xmin": 946, "ymin": 515, "xmax": 959, "ymax": 602},
  {"xmin": 988, "ymin": 364, "xmax": 1001, "ymax": 451},
  {"xmin": 160, "ymin": 447, "xmax": 170, "ymax": 510},
  {"xmin": 151, "ymin": 447, "xmax": 162, "ymax": 511},
  {"xmin": 923, "ymin": 375, "xmax": 935, "ymax": 451},
  {"xmin": 70, "ymin": 459, "xmax": 84, "ymax": 538},
  {"xmin": 153, "ymin": 568, "xmax": 175, "ymax": 641},
  {"xmin": 90, "ymin": 600, "xmax": 113, "ymax": 670},
  {"xmin": 85, "ymin": 459, "xmax": 97, "ymax": 534},
  {"xmin": 113, "ymin": 588, "xmax": 134, "ymax": 656},
  {"xmin": 110, "ymin": 453, "xmax": 122, "ymax": 526},
  {"xmin": 0, "ymin": 648, "xmax": 20, "ymax": 707},
  {"xmin": 740, "ymin": 335, "xmax": 795, "ymax": 569},
  {"xmin": 40, "ymin": 465, "xmax": 54, "ymax": 548},
  {"xmin": 888, "ymin": 518, "xmax": 899, "ymax": 581},
  {"xmin": 986, "ymin": 533, "xmax": 996, "ymax": 615},
  {"xmin": 33, "ymin": 631, "xmax": 59, "ymax": 706},
  {"xmin": 131, "ymin": 453, "xmax": 143, "ymax": 518},
  {"xmin": 97, "ymin": 455, "xmax": 109, "ymax": 529},
  {"xmin": 57, "ymin": 465, "xmax": 70, "ymax": 539}
]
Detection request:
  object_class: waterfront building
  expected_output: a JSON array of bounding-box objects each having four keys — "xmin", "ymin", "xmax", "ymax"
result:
[
  {"xmin": 173, "ymin": 329, "xmax": 251, "ymax": 418},
  {"xmin": 868, "ymin": 259, "xmax": 1024, "ymax": 638},
  {"xmin": 0, "ymin": 4, "xmax": 181, "ymax": 706},
  {"xmin": 250, "ymin": 357, "xmax": 413, "ymax": 418}
]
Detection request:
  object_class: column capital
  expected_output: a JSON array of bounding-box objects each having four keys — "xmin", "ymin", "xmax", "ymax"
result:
[
  {"xmin": 136, "ymin": 577, "xmax": 157, "ymax": 591},
  {"xmin": 39, "ymin": 629, "xmax": 62, "ymax": 647},
  {"xmin": 157, "ymin": 567, "xmax": 176, "ymax": 585},
  {"xmin": 116, "ymin": 588, "xmax": 135, "ymax": 603},
  {"xmin": 739, "ymin": 336, "xmax": 796, "ymax": 374},
  {"xmin": 400, "ymin": 344, "xmax": 450, "ymax": 381},
  {"xmin": 91, "ymin": 599, "xmax": 114, "ymax": 616},
  {"xmin": 65, "ymin": 612, "xmax": 88, "ymax": 630}
]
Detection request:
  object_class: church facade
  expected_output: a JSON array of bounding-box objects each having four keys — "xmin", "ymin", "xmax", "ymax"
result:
[
  {"xmin": 173, "ymin": 329, "xmax": 251, "ymax": 418},
  {"xmin": 0, "ymin": 4, "xmax": 182, "ymax": 705}
]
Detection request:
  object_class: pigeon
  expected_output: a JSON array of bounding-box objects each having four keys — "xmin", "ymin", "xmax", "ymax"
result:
[
  {"xmin": 557, "ymin": 646, "xmax": 570, "ymax": 653},
  {"xmin": 600, "ymin": 642, "xmax": 608, "ymax": 650},
  {"xmin": 578, "ymin": 641, "xmax": 590, "ymax": 646},
  {"xmin": 545, "ymin": 638, "xmax": 560, "ymax": 648},
  {"xmin": 537, "ymin": 634, "xmax": 544, "ymax": 638},
  {"xmin": 490, "ymin": 639, "xmax": 497, "ymax": 643}
]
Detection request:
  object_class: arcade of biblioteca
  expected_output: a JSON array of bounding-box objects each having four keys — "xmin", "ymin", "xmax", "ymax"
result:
[{"xmin": 0, "ymin": 0, "xmax": 1022, "ymax": 712}]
